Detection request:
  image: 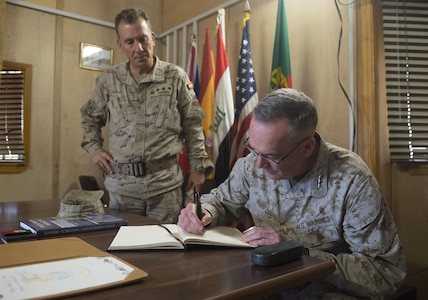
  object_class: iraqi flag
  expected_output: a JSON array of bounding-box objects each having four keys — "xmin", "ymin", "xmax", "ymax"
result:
[{"xmin": 213, "ymin": 23, "xmax": 234, "ymax": 185}]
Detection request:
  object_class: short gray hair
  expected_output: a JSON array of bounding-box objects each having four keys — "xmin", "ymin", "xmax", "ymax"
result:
[
  {"xmin": 115, "ymin": 8, "xmax": 152, "ymax": 38},
  {"xmin": 253, "ymin": 88, "xmax": 318, "ymax": 136}
]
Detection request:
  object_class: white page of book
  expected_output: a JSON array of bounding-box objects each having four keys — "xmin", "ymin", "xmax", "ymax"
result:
[
  {"xmin": 108, "ymin": 225, "xmax": 184, "ymax": 250},
  {"xmin": 177, "ymin": 225, "xmax": 254, "ymax": 247},
  {"xmin": 108, "ymin": 225, "xmax": 254, "ymax": 250},
  {"xmin": 0, "ymin": 256, "xmax": 133, "ymax": 300}
]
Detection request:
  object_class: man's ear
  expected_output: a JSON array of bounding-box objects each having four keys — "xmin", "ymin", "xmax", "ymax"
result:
[
  {"xmin": 302, "ymin": 137, "xmax": 316, "ymax": 158},
  {"xmin": 151, "ymin": 32, "xmax": 156, "ymax": 46}
]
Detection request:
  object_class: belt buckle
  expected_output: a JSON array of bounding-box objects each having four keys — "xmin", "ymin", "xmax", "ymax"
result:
[
  {"xmin": 134, "ymin": 162, "xmax": 146, "ymax": 177},
  {"xmin": 112, "ymin": 162, "xmax": 145, "ymax": 177}
]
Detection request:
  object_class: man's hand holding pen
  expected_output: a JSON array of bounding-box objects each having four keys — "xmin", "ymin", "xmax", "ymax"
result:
[{"xmin": 177, "ymin": 194, "xmax": 212, "ymax": 235}]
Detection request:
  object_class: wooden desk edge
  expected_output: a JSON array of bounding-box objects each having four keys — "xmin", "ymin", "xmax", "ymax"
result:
[
  {"xmin": 0, "ymin": 202, "xmax": 337, "ymax": 299},
  {"xmin": 208, "ymin": 258, "xmax": 336, "ymax": 300}
]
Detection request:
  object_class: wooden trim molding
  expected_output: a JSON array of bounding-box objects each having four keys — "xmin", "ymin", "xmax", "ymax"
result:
[
  {"xmin": 0, "ymin": 0, "xmax": 5, "ymax": 70},
  {"xmin": 355, "ymin": 0, "xmax": 379, "ymax": 178}
]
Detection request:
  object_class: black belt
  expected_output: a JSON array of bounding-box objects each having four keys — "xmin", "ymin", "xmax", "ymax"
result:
[{"xmin": 111, "ymin": 156, "xmax": 177, "ymax": 177}]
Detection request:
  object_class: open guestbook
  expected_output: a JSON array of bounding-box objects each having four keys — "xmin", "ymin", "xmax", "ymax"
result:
[{"xmin": 108, "ymin": 224, "xmax": 255, "ymax": 250}]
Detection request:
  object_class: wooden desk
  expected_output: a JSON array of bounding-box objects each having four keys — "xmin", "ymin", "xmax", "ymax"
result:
[{"xmin": 0, "ymin": 200, "xmax": 335, "ymax": 299}]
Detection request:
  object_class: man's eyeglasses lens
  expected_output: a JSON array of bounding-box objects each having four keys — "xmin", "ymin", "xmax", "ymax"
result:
[{"xmin": 245, "ymin": 137, "xmax": 310, "ymax": 165}]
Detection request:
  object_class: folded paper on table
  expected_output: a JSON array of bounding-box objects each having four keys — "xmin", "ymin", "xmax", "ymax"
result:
[
  {"xmin": 0, "ymin": 237, "xmax": 148, "ymax": 299},
  {"xmin": 108, "ymin": 224, "xmax": 256, "ymax": 250}
]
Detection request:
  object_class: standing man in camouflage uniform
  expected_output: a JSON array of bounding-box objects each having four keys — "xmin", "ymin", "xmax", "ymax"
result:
[
  {"xmin": 178, "ymin": 88, "xmax": 406, "ymax": 298},
  {"xmin": 81, "ymin": 8, "xmax": 209, "ymax": 223}
]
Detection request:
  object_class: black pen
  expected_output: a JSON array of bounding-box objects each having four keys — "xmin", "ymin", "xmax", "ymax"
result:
[{"xmin": 194, "ymin": 191, "xmax": 203, "ymax": 220}]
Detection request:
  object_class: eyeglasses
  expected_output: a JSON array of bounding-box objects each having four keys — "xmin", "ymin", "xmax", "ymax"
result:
[{"xmin": 244, "ymin": 136, "xmax": 311, "ymax": 165}]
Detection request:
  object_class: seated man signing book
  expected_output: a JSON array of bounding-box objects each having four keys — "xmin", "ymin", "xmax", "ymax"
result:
[{"xmin": 178, "ymin": 89, "xmax": 406, "ymax": 299}]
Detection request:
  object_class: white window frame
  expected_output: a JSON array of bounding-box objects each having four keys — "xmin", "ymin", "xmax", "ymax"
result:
[{"xmin": 0, "ymin": 61, "xmax": 31, "ymax": 172}]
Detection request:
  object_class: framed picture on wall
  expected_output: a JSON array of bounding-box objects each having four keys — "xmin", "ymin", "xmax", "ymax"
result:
[{"xmin": 79, "ymin": 42, "xmax": 113, "ymax": 71}]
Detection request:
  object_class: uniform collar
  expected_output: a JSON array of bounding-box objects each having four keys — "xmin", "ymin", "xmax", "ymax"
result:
[
  {"xmin": 288, "ymin": 132, "xmax": 328, "ymax": 198},
  {"xmin": 306, "ymin": 132, "xmax": 328, "ymax": 198},
  {"xmin": 115, "ymin": 56, "xmax": 166, "ymax": 86}
]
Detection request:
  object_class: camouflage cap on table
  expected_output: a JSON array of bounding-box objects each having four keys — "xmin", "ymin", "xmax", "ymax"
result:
[{"xmin": 57, "ymin": 189, "xmax": 104, "ymax": 218}]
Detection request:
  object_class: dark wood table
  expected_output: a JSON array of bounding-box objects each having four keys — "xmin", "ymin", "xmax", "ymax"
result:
[{"xmin": 0, "ymin": 200, "xmax": 335, "ymax": 299}]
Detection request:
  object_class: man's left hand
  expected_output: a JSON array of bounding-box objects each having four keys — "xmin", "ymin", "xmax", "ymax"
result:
[{"xmin": 240, "ymin": 227, "xmax": 282, "ymax": 246}]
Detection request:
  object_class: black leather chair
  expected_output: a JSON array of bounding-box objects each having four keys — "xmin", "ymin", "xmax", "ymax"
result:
[{"xmin": 385, "ymin": 284, "xmax": 417, "ymax": 300}]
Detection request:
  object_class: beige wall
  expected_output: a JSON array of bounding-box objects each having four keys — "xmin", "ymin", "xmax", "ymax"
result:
[
  {"xmin": 1, "ymin": 0, "xmax": 351, "ymax": 201},
  {"xmin": 54, "ymin": 0, "xmax": 162, "ymax": 198},
  {"xmin": 392, "ymin": 166, "xmax": 428, "ymax": 273},
  {"xmin": 1, "ymin": 0, "xmax": 161, "ymax": 201},
  {"xmin": 162, "ymin": 0, "xmax": 351, "ymax": 149},
  {"xmin": 2, "ymin": 3, "xmax": 56, "ymax": 201}
]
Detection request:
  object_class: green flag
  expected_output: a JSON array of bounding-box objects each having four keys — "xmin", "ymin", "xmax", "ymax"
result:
[{"xmin": 270, "ymin": 0, "xmax": 292, "ymax": 91}]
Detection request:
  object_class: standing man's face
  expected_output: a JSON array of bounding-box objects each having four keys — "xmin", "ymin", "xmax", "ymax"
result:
[{"xmin": 116, "ymin": 18, "xmax": 156, "ymax": 72}]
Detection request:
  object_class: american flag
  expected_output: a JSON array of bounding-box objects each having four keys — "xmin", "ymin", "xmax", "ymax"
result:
[{"xmin": 230, "ymin": 2, "xmax": 258, "ymax": 169}]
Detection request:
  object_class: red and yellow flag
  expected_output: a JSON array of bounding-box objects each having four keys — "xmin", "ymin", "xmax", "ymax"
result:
[{"xmin": 199, "ymin": 28, "xmax": 216, "ymax": 178}]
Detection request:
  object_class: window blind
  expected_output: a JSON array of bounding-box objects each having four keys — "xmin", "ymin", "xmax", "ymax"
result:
[
  {"xmin": 0, "ymin": 69, "xmax": 25, "ymax": 164},
  {"xmin": 383, "ymin": 0, "xmax": 428, "ymax": 162}
]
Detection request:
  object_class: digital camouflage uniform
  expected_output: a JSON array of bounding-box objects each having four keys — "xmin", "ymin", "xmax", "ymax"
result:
[
  {"xmin": 81, "ymin": 57, "xmax": 207, "ymax": 222},
  {"xmin": 202, "ymin": 133, "xmax": 406, "ymax": 299}
]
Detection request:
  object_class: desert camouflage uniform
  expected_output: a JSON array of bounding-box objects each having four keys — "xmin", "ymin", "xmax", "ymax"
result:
[
  {"xmin": 81, "ymin": 58, "xmax": 207, "ymax": 222},
  {"xmin": 202, "ymin": 133, "xmax": 406, "ymax": 299}
]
